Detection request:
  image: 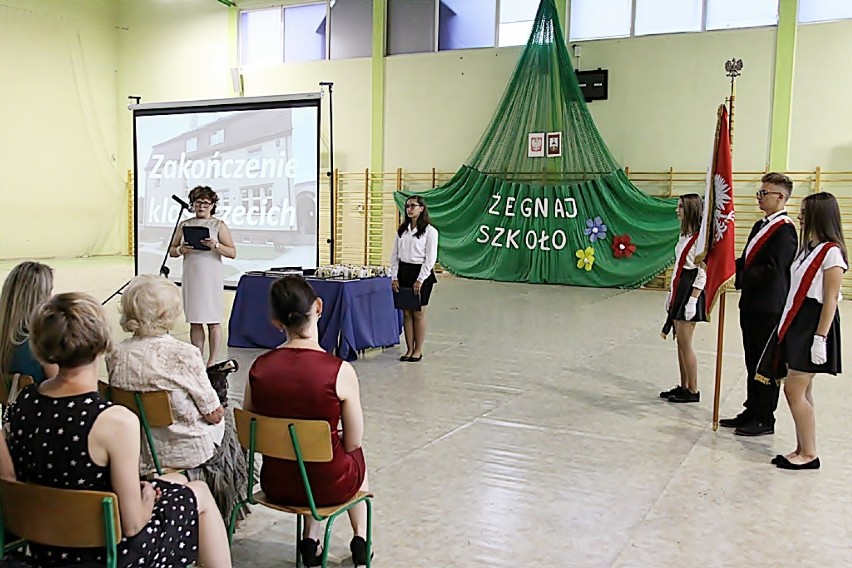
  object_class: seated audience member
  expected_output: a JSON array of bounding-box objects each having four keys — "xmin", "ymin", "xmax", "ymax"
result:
[
  {"xmin": 0, "ymin": 261, "xmax": 58, "ymax": 383},
  {"xmin": 244, "ymin": 276, "xmax": 371, "ymax": 567},
  {"xmin": 106, "ymin": 274, "xmax": 249, "ymax": 521},
  {"xmin": 0, "ymin": 292, "xmax": 231, "ymax": 567}
]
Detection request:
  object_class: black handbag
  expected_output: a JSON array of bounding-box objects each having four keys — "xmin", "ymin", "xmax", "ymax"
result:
[{"xmin": 206, "ymin": 359, "xmax": 239, "ymax": 407}]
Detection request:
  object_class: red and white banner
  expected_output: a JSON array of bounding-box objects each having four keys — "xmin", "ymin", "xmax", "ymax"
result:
[{"xmin": 696, "ymin": 105, "xmax": 737, "ymax": 314}]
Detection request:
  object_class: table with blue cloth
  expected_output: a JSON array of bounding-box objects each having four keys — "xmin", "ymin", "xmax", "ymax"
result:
[{"xmin": 228, "ymin": 274, "xmax": 402, "ymax": 361}]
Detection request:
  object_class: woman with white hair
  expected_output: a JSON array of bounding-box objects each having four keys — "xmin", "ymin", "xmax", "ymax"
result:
[{"xmin": 106, "ymin": 274, "xmax": 249, "ymax": 522}]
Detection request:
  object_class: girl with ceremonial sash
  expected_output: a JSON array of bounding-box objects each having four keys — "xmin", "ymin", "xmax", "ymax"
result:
[
  {"xmin": 660, "ymin": 194, "xmax": 708, "ymax": 403},
  {"xmin": 762, "ymin": 192, "xmax": 847, "ymax": 470}
]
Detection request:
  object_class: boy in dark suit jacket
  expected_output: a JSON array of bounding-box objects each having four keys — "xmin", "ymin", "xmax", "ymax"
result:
[{"xmin": 721, "ymin": 172, "xmax": 798, "ymax": 436}]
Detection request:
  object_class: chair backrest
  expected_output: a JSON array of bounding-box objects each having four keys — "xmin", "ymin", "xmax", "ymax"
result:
[
  {"xmin": 99, "ymin": 383, "xmax": 174, "ymax": 427},
  {"xmin": 234, "ymin": 407, "xmax": 333, "ymax": 463},
  {"xmin": 0, "ymin": 479, "xmax": 121, "ymax": 548},
  {"xmin": 0, "ymin": 374, "xmax": 34, "ymax": 405}
]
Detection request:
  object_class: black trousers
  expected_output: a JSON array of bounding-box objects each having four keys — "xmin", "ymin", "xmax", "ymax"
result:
[{"xmin": 740, "ymin": 310, "xmax": 781, "ymax": 422}]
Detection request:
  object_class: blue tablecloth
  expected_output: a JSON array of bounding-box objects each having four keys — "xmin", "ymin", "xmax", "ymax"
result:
[{"xmin": 228, "ymin": 275, "xmax": 401, "ymax": 361}]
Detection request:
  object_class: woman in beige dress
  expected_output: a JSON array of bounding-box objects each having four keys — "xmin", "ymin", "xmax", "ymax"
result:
[{"xmin": 169, "ymin": 186, "xmax": 236, "ymax": 367}]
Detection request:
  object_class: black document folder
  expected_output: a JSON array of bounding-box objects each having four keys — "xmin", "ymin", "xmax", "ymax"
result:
[
  {"xmin": 183, "ymin": 226, "xmax": 211, "ymax": 251},
  {"xmin": 393, "ymin": 287, "xmax": 421, "ymax": 311}
]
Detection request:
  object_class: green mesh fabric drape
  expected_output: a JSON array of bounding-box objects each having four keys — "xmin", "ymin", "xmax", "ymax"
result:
[{"xmin": 395, "ymin": 0, "xmax": 678, "ymax": 288}]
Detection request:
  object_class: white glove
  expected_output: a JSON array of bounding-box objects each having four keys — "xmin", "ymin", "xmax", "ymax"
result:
[
  {"xmin": 684, "ymin": 297, "xmax": 697, "ymax": 321},
  {"xmin": 811, "ymin": 335, "xmax": 827, "ymax": 365}
]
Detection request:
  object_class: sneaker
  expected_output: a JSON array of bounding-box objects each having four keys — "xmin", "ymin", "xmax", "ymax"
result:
[
  {"xmin": 659, "ymin": 385, "xmax": 685, "ymax": 399},
  {"xmin": 668, "ymin": 390, "xmax": 700, "ymax": 403},
  {"xmin": 734, "ymin": 420, "xmax": 775, "ymax": 437},
  {"xmin": 719, "ymin": 412, "xmax": 751, "ymax": 428}
]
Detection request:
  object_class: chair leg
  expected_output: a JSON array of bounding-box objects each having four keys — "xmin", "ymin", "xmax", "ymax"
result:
[
  {"xmin": 296, "ymin": 514, "xmax": 303, "ymax": 568},
  {"xmin": 365, "ymin": 498, "xmax": 373, "ymax": 568},
  {"xmin": 227, "ymin": 499, "xmax": 247, "ymax": 545},
  {"xmin": 321, "ymin": 515, "xmax": 336, "ymax": 568}
]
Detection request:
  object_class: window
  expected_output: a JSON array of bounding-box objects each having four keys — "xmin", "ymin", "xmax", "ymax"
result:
[
  {"xmin": 239, "ymin": 8, "xmax": 283, "ymax": 66},
  {"xmin": 241, "ymin": 185, "xmax": 274, "ymax": 211},
  {"xmin": 707, "ymin": 0, "xmax": 777, "ymax": 30},
  {"xmin": 185, "ymin": 137, "xmax": 198, "ymax": 153},
  {"xmin": 635, "ymin": 0, "xmax": 702, "ymax": 36},
  {"xmin": 798, "ymin": 0, "xmax": 852, "ymax": 24},
  {"xmin": 387, "ymin": 0, "xmax": 436, "ymax": 55},
  {"xmin": 330, "ymin": 0, "xmax": 373, "ymax": 59},
  {"xmin": 210, "ymin": 129, "xmax": 224, "ymax": 146},
  {"xmin": 439, "ymin": 0, "xmax": 496, "ymax": 51},
  {"xmin": 498, "ymin": 0, "xmax": 539, "ymax": 47},
  {"xmin": 284, "ymin": 4, "xmax": 327, "ymax": 63},
  {"xmin": 569, "ymin": 0, "xmax": 631, "ymax": 41}
]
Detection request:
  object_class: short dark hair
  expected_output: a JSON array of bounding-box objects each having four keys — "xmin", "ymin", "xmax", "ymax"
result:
[
  {"xmin": 30, "ymin": 293, "xmax": 112, "ymax": 369},
  {"xmin": 188, "ymin": 186, "xmax": 219, "ymax": 214},
  {"xmin": 269, "ymin": 276, "xmax": 318, "ymax": 338},
  {"xmin": 761, "ymin": 172, "xmax": 793, "ymax": 198}
]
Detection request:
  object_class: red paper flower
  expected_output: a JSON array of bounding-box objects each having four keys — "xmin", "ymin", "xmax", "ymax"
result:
[{"xmin": 612, "ymin": 234, "xmax": 636, "ymax": 258}]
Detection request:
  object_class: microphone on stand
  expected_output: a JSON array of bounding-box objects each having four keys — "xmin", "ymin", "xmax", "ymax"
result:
[{"xmin": 172, "ymin": 195, "xmax": 193, "ymax": 211}]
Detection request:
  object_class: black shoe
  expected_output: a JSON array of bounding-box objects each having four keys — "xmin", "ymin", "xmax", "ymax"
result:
[
  {"xmin": 776, "ymin": 457, "xmax": 820, "ymax": 470},
  {"xmin": 668, "ymin": 390, "xmax": 700, "ymax": 403},
  {"xmin": 350, "ymin": 536, "xmax": 373, "ymax": 566},
  {"xmin": 659, "ymin": 385, "xmax": 684, "ymax": 399},
  {"xmin": 407, "ymin": 355, "xmax": 423, "ymax": 362},
  {"xmin": 299, "ymin": 538, "xmax": 323, "ymax": 567},
  {"xmin": 399, "ymin": 355, "xmax": 411, "ymax": 362},
  {"xmin": 719, "ymin": 412, "xmax": 751, "ymax": 428},
  {"xmin": 771, "ymin": 454, "xmax": 788, "ymax": 465},
  {"xmin": 734, "ymin": 421, "xmax": 774, "ymax": 437}
]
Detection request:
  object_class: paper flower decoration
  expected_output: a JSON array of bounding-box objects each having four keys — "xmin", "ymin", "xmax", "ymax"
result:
[
  {"xmin": 575, "ymin": 247, "xmax": 596, "ymax": 271},
  {"xmin": 584, "ymin": 216, "xmax": 608, "ymax": 243},
  {"xmin": 612, "ymin": 234, "xmax": 637, "ymax": 258}
]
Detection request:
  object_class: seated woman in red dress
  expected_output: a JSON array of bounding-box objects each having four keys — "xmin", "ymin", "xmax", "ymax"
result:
[{"xmin": 244, "ymin": 276, "xmax": 371, "ymax": 567}]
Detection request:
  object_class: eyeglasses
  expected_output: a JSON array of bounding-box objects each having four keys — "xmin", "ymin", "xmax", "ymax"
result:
[
  {"xmin": 405, "ymin": 203, "xmax": 421, "ymax": 209},
  {"xmin": 755, "ymin": 190, "xmax": 784, "ymax": 198},
  {"xmin": 194, "ymin": 200, "xmax": 213, "ymax": 206}
]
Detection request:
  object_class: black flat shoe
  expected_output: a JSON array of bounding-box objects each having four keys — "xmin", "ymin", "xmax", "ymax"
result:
[
  {"xmin": 350, "ymin": 536, "xmax": 374, "ymax": 566},
  {"xmin": 399, "ymin": 355, "xmax": 411, "ymax": 361},
  {"xmin": 776, "ymin": 457, "xmax": 820, "ymax": 470},
  {"xmin": 299, "ymin": 538, "xmax": 323, "ymax": 567},
  {"xmin": 668, "ymin": 390, "xmax": 700, "ymax": 403},
  {"xmin": 407, "ymin": 355, "xmax": 423, "ymax": 362},
  {"xmin": 719, "ymin": 412, "xmax": 751, "ymax": 428},
  {"xmin": 734, "ymin": 421, "xmax": 774, "ymax": 437},
  {"xmin": 659, "ymin": 385, "xmax": 684, "ymax": 399},
  {"xmin": 770, "ymin": 454, "xmax": 787, "ymax": 465}
]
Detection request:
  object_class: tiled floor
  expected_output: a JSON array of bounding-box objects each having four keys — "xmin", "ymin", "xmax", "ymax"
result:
[{"xmin": 3, "ymin": 256, "xmax": 851, "ymax": 567}]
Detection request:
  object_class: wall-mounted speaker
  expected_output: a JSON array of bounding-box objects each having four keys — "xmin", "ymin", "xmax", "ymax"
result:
[{"xmin": 575, "ymin": 68, "xmax": 608, "ymax": 103}]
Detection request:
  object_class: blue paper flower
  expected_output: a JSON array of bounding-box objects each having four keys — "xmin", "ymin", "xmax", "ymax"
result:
[{"xmin": 584, "ymin": 216, "xmax": 608, "ymax": 243}]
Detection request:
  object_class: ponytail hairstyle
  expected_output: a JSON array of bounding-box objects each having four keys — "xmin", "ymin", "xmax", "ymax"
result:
[{"xmin": 269, "ymin": 276, "xmax": 319, "ymax": 339}]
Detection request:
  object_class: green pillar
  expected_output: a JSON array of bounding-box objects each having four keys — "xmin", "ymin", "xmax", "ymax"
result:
[
  {"xmin": 768, "ymin": 0, "xmax": 797, "ymax": 171},
  {"xmin": 556, "ymin": 0, "xmax": 568, "ymax": 40},
  {"xmin": 371, "ymin": 0, "xmax": 386, "ymax": 174}
]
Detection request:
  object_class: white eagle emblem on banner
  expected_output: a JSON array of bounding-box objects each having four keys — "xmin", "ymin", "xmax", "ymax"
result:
[{"xmin": 713, "ymin": 173, "xmax": 735, "ymax": 242}]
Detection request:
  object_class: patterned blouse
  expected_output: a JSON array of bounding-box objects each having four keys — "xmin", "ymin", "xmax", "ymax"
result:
[{"xmin": 105, "ymin": 334, "xmax": 224, "ymax": 473}]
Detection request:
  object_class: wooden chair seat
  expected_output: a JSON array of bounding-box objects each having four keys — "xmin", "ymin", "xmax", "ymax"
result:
[{"xmin": 253, "ymin": 490, "xmax": 373, "ymax": 518}]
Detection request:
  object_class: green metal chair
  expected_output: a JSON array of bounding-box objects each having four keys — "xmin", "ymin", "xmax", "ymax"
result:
[
  {"xmin": 0, "ymin": 479, "xmax": 121, "ymax": 568},
  {"xmin": 228, "ymin": 408, "xmax": 373, "ymax": 568},
  {"xmin": 98, "ymin": 382, "xmax": 175, "ymax": 476}
]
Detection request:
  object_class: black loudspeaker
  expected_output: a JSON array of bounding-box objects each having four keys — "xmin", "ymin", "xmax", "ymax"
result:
[{"xmin": 575, "ymin": 68, "xmax": 609, "ymax": 102}]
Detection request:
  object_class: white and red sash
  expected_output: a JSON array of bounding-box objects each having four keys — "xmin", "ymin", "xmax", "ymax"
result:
[
  {"xmin": 777, "ymin": 242, "xmax": 837, "ymax": 340},
  {"xmin": 744, "ymin": 215, "xmax": 794, "ymax": 268},
  {"xmin": 670, "ymin": 233, "xmax": 700, "ymax": 296}
]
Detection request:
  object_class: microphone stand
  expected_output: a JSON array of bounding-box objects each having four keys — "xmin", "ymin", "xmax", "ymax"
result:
[{"xmin": 160, "ymin": 202, "xmax": 190, "ymax": 278}]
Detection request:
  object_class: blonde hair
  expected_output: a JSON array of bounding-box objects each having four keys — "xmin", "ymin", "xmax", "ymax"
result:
[
  {"xmin": 30, "ymin": 292, "xmax": 112, "ymax": 368},
  {"xmin": 119, "ymin": 275, "xmax": 182, "ymax": 337},
  {"xmin": 0, "ymin": 261, "xmax": 54, "ymax": 373}
]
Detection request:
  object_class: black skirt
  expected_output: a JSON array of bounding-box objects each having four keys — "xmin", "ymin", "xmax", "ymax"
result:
[
  {"xmin": 662, "ymin": 268, "xmax": 708, "ymax": 335},
  {"xmin": 784, "ymin": 298, "xmax": 842, "ymax": 375},
  {"xmin": 398, "ymin": 261, "xmax": 437, "ymax": 306}
]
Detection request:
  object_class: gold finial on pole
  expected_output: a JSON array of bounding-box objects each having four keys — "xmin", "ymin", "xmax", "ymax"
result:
[{"xmin": 724, "ymin": 58, "xmax": 743, "ymax": 152}]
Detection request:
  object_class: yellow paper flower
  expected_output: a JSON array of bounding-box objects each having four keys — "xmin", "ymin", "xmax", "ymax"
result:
[{"xmin": 575, "ymin": 247, "xmax": 595, "ymax": 271}]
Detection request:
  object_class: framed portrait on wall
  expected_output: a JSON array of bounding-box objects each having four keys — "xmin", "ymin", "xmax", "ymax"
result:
[
  {"xmin": 546, "ymin": 132, "xmax": 562, "ymax": 157},
  {"xmin": 528, "ymin": 133, "xmax": 545, "ymax": 157}
]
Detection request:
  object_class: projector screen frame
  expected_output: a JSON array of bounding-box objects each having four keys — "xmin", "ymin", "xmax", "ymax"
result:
[{"xmin": 130, "ymin": 93, "xmax": 324, "ymax": 290}]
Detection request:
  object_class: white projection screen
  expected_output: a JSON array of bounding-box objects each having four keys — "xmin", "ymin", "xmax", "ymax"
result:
[{"xmin": 132, "ymin": 94, "xmax": 321, "ymax": 287}]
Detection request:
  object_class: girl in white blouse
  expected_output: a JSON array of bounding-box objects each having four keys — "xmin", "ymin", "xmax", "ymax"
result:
[
  {"xmin": 772, "ymin": 192, "xmax": 847, "ymax": 471},
  {"xmin": 390, "ymin": 195, "xmax": 439, "ymax": 362},
  {"xmin": 660, "ymin": 193, "xmax": 708, "ymax": 403}
]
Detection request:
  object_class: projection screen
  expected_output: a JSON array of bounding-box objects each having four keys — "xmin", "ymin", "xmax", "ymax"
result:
[{"xmin": 132, "ymin": 93, "xmax": 321, "ymax": 287}]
